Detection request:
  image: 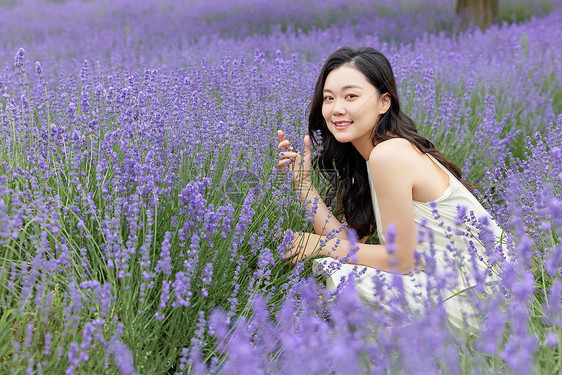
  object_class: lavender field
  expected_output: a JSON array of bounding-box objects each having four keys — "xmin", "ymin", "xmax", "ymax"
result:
[{"xmin": 1, "ymin": 0, "xmax": 561, "ymax": 373}]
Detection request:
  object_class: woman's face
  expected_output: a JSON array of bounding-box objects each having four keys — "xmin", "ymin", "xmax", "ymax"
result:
[{"xmin": 321, "ymin": 65, "xmax": 389, "ymax": 150}]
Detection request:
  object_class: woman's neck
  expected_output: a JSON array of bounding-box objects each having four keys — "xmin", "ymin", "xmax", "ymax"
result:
[
  {"xmin": 354, "ymin": 143, "xmax": 375, "ymax": 161},
  {"xmin": 352, "ymin": 135, "xmax": 390, "ymax": 161}
]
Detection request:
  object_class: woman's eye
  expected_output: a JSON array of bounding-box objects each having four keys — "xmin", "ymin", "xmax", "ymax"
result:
[
  {"xmin": 323, "ymin": 96, "xmax": 333, "ymax": 101},
  {"xmin": 345, "ymin": 94, "xmax": 357, "ymax": 99}
]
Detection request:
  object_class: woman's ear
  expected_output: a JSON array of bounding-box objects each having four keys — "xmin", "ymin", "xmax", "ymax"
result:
[{"xmin": 379, "ymin": 93, "xmax": 391, "ymax": 114}]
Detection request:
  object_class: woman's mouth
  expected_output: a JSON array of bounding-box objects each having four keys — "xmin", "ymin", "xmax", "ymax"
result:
[{"xmin": 333, "ymin": 121, "xmax": 353, "ymax": 130}]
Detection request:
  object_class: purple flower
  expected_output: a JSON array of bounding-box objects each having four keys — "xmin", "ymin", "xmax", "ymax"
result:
[
  {"xmin": 172, "ymin": 271, "xmax": 192, "ymax": 308},
  {"xmin": 43, "ymin": 333, "xmax": 52, "ymax": 356},
  {"xmin": 111, "ymin": 341, "xmax": 137, "ymax": 375},
  {"xmin": 543, "ymin": 279, "xmax": 562, "ymax": 326},
  {"xmin": 24, "ymin": 323, "xmax": 33, "ymax": 349},
  {"xmin": 201, "ymin": 263, "xmax": 213, "ymax": 286},
  {"xmin": 545, "ymin": 331, "xmax": 558, "ymax": 347},
  {"xmin": 26, "ymin": 358, "xmax": 34, "ymax": 375},
  {"xmin": 158, "ymin": 280, "xmax": 171, "ymax": 310},
  {"xmin": 548, "ymin": 197, "xmax": 562, "ymax": 219},
  {"xmin": 155, "ymin": 231, "xmax": 172, "ymax": 276},
  {"xmin": 385, "ymin": 222, "xmax": 397, "ymax": 255},
  {"xmin": 14, "ymin": 47, "xmax": 24, "ymax": 68},
  {"xmin": 66, "ymin": 342, "xmax": 80, "ymax": 373},
  {"xmin": 209, "ymin": 309, "xmax": 230, "ymax": 344}
]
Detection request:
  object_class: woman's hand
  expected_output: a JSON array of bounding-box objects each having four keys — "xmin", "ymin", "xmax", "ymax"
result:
[
  {"xmin": 277, "ymin": 130, "xmax": 312, "ymax": 190},
  {"xmin": 284, "ymin": 232, "xmax": 323, "ymax": 265}
]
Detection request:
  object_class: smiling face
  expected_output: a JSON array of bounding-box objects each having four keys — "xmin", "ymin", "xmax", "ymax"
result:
[{"xmin": 321, "ymin": 65, "xmax": 390, "ymax": 157}]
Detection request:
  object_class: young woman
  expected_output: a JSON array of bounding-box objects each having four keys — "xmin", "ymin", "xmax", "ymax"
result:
[{"xmin": 277, "ymin": 47, "xmax": 504, "ymax": 328}]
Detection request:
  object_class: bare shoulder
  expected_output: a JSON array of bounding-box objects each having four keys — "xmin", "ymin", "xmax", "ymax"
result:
[
  {"xmin": 367, "ymin": 138, "xmax": 418, "ymax": 196},
  {"xmin": 368, "ymin": 138, "xmax": 421, "ymax": 168}
]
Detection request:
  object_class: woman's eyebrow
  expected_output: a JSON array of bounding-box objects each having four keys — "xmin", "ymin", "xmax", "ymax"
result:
[{"xmin": 323, "ymin": 84, "xmax": 364, "ymax": 93}]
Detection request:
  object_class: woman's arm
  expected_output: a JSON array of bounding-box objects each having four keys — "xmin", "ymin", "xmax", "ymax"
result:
[
  {"xmin": 277, "ymin": 130, "xmax": 352, "ymax": 239},
  {"xmin": 287, "ymin": 231, "xmax": 397, "ymax": 271},
  {"xmin": 285, "ymin": 139, "xmax": 419, "ymax": 273},
  {"xmin": 295, "ymin": 180, "xmax": 356, "ymax": 239},
  {"xmin": 367, "ymin": 139, "xmax": 418, "ymax": 272}
]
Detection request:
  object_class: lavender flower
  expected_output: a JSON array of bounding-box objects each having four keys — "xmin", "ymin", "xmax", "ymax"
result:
[
  {"xmin": 111, "ymin": 341, "xmax": 137, "ymax": 375},
  {"xmin": 14, "ymin": 47, "xmax": 25, "ymax": 69}
]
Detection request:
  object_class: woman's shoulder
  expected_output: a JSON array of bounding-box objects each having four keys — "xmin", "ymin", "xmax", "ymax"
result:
[
  {"xmin": 369, "ymin": 137, "xmax": 421, "ymax": 165},
  {"xmin": 367, "ymin": 138, "xmax": 421, "ymax": 186}
]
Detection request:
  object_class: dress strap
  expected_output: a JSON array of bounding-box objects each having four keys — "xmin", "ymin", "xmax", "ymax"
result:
[
  {"xmin": 426, "ymin": 154, "xmax": 454, "ymax": 177},
  {"xmin": 366, "ymin": 160, "xmax": 386, "ymax": 244}
]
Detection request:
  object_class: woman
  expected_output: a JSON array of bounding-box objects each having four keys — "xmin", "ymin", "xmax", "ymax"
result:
[{"xmin": 277, "ymin": 47, "xmax": 504, "ymax": 329}]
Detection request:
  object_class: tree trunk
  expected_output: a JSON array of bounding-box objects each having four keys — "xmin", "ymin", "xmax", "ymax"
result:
[{"xmin": 456, "ymin": 0, "xmax": 499, "ymax": 30}]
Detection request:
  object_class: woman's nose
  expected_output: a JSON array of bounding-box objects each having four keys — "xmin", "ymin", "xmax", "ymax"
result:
[{"xmin": 332, "ymin": 99, "xmax": 346, "ymax": 115}]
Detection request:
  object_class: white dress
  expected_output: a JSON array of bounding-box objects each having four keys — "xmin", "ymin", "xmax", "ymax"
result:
[{"xmin": 312, "ymin": 154, "xmax": 505, "ymax": 330}]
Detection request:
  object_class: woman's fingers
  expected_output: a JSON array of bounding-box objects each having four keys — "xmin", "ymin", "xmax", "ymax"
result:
[
  {"xmin": 277, "ymin": 140, "xmax": 300, "ymax": 173},
  {"xmin": 279, "ymin": 151, "xmax": 298, "ymax": 159},
  {"xmin": 277, "ymin": 158, "xmax": 297, "ymax": 174},
  {"xmin": 277, "ymin": 130, "xmax": 295, "ymax": 152},
  {"xmin": 285, "ymin": 248, "xmax": 306, "ymax": 265},
  {"xmin": 277, "ymin": 159, "xmax": 292, "ymax": 170},
  {"xmin": 278, "ymin": 151, "xmax": 298, "ymax": 166},
  {"xmin": 283, "ymin": 232, "xmax": 306, "ymax": 265},
  {"xmin": 278, "ymin": 139, "xmax": 293, "ymax": 151},
  {"xmin": 276, "ymin": 130, "xmax": 310, "ymax": 185},
  {"xmin": 278, "ymin": 141, "xmax": 290, "ymax": 151},
  {"xmin": 303, "ymin": 135, "xmax": 311, "ymax": 161}
]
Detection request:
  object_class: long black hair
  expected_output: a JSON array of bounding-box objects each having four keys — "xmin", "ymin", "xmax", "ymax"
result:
[{"xmin": 309, "ymin": 46, "xmax": 472, "ymax": 238}]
